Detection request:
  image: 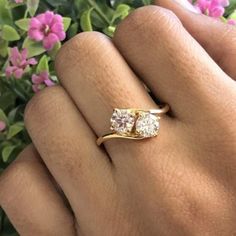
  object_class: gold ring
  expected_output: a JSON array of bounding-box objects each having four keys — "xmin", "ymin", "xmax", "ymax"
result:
[{"xmin": 96, "ymin": 104, "xmax": 169, "ymax": 146}]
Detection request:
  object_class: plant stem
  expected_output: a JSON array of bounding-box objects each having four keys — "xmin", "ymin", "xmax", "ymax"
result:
[
  {"xmin": 3, "ymin": 79, "xmax": 28, "ymax": 103},
  {"xmin": 24, "ymin": 9, "xmax": 29, "ymax": 18},
  {"xmin": 86, "ymin": 0, "xmax": 110, "ymax": 25}
]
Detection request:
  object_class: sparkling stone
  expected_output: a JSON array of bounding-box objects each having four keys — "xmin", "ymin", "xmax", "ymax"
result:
[
  {"xmin": 110, "ymin": 109, "xmax": 135, "ymax": 134},
  {"xmin": 135, "ymin": 113, "xmax": 160, "ymax": 137}
]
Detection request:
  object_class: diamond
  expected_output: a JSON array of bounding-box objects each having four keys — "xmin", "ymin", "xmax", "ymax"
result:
[
  {"xmin": 135, "ymin": 113, "xmax": 160, "ymax": 137},
  {"xmin": 110, "ymin": 109, "xmax": 135, "ymax": 134}
]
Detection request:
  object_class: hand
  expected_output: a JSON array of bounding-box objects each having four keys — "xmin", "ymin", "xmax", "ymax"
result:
[{"xmin": 1, "ymin": 1, "xmax": 236, "ymax": 235}]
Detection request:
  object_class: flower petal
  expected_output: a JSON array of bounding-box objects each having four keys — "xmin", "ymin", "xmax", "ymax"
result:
[
  {"xmin": 195, "ymin": 0, "xmax": 209, "ymax": 12},
  {"xmin": 210, "ymin": 6, "xmax": 225, "ymax": 17},
  {"xmin": 228, "ymin": 19, "xmax": 236, "ymax": 25},
  {"xmin": 27, "ymin": 58, "xmax": 38, "ymax": 65},
  {"xmin": 51, "ymin": 23, "xmax": 66, "ymax": 40},
  {"xmin": 44, "ymin": 79, "xmax": 55, "ymax": 87},
  {"xmin": 19, "ymin": 59, "xmax": 28, "ymax": 68},
  {"xmin": 52, "ymin": 14, "xmax": 63, "ymax": 25},
  {"xmin": 0, "ymin": 121, "xmax": 6, "ymax": 132},
  {"xmin": 32, "ymin": 84, "xmax": 40, "ymax": 93},
  {"xmin": 5, "ymin": 66, "xmax": 14, "ymax": 78},
  {"xmin": 44, "ymin": 11, "xmax": 54, "ymax": 26},
  {"xmin": 28, "ymin": 29, "xmax": 44, "ymax": 41},
  {"xmin": 40, "ymin": 71, "xmax": 49, "ymax": 80},
  {"xmin": 219, "ymin": 0, "xmax": 229, "ymax": 7},
  {"xmin": 57, "ymin": 31, "xmax": 66, "ymax": 41},
  {"xmin": 32, "ymin": 74, "xmax": 44, "ymax": 84},
  {"xmin": 9, "ymin": 47, "xmax": 20, "ymax": 66},
  {"xmin": 14, "ymin": 68, "xmax": 24, "ymax": 79},
  {"xmin": 29, "ymin": 17, "xmax": 42, "ymax": 30},
  {"xmin": 43, "ymin": 33, "xmax": 59, "ymax": 50},
  {"xmin": 21, "ymin": 48, "xmax": 28, "ymax": 60}
]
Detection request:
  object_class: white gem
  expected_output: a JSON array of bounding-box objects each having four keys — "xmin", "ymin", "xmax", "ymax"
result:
[
  {"xmin": 110, "ymin": 109, "xmax": 135, "ymax": 134},
  {"xmin": 135, "ymin": 113, "xmax": 160, "ymax": 137}
]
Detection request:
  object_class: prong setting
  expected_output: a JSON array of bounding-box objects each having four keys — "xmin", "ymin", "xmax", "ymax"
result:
[
  {"xmin": 110, "ymin": 109, "xmax": 136, "ymax": 134},
  {"xmin": 110, "ymin": 109, "xmax": 160, "ymax": 138},
  {"xmin": 135, "ymin": 112, "xmax": 160, "ymax": 137}
]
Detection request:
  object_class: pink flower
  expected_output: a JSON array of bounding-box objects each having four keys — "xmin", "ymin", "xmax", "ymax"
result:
[
  {"xmin": 32, "ymin": 71, "xmax": 55, "ymax": 93},
  {"xmin": 228, "ymin": 19, "xmax": 236, "ymax": 25},
  {"xmin": 5, "ymin": 47, "xmax": 37, "ymax": 79},
  {"xmin": 15, "ymin": 0, "xmax": 23, "ymax": 3},
  {"xmin": 0, "ymin": 121, "xmax": 6, "ymax": 132},
  {"xmin": 28, "ymin": 11, "xmax": 66, "ymax": 50},
  {"xmin": 194, "ymin": 0, "xmax": 229, "ymax": 17}
]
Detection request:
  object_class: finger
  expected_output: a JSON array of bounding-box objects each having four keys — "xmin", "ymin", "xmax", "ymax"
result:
[
  {"xmin": 155, "ymin": 0, "xmax": 236, "ymax": 80},
  {"xmin": 113, "ymin": 6, "xmax": 235, "ymax": 121},
  {"xmin": 24, "ymin": 86, "xmax": 114, "ymax": 224},
  {"xmin": 55, "ymin": 32, "xmax": 173, "ymax": 161},
  {"xmin": 0, "ymin": 145, "xmax": 75, "ymax": 236}
]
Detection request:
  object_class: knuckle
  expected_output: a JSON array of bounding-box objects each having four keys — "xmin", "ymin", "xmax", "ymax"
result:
[
  {"xmin": 0, "ymin": 146, "xmax": 37, "ymax": 203},
  {"xmin": 115, "ymin": 5, "xmax": 181, "ymax": 39},
  {"xmin": 169, "ymin": 182, "xmax": 234, "ymax": 233},
  {"xmin": 55, "ymin": 31, "xmax": 110, "ymax": 80},
  {"xmin": 217, "ymin": 23, "xmax": 236, "ymax": 49},
  {"xmin": 24, "ymin": 85, "xmax": 65, "ymax": 127}
]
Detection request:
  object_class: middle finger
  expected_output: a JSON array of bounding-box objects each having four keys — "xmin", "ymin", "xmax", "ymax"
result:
[
  {"xmin": 113, "ymin": 6, "xmax": 235, "ymax": 122},
  {"xmin": 55, "ymin": 32, "xmax": 174, "ymax": 163}
]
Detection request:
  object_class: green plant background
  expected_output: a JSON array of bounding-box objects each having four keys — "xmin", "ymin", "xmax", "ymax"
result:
[
  {"xmin": 0, "ymin": 0, "xmax": 153, "ymax": 235},
  {"xmin": 0, "ymin": 0, "xmax": 236, "ymax": 235}
]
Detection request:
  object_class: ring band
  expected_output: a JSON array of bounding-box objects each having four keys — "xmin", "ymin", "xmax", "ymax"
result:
[{"xmin": 96, "ymin": 104, "xmax": 169, "ymax": 146}]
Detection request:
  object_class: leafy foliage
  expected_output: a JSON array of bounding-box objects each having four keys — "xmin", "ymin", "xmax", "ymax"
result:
[{"xmin": 0, "ymin": 0, "xmax": 152, "ymax": 235}]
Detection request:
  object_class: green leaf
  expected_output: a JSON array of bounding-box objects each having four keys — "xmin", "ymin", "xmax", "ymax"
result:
[
  {"xmin": 8, "ymin": 106, "xmax": 21, "ymax": 123},
  {"xmin": 225, "ymin": 0, "xmax": 236, "ymax": 16},
  {"xmin": 2, "ymin": 25, "xmax": 20, "ymax": 41},
  {"xmin": 27, "ymin": 0, "xmax": 39, "ymax": 17},
  {"xmin": 2, "ymin": 145, "xmax": 16, "ymax": 162},
  {"xmin": 36, "ymin": 55, "xmax": 49, "ymax": 73},
  {"xmin": 142, "ymin": 0, "xmax": 152, "ymax": 5},
  {"xmin": 63, "ymin": 17, "xmax": 72, "ymax": 31},
  {"xmin": 80, "ymin": 8, "xmax": 94, "ymax": 32},
  {"xmin": 23, "ymin": 37, "xmax": 46, "ymax": 57},
  {"xmin": 0, "ymin": 0, "xmax": 12, "ymax": 25},
  {"xmin": 89, "ymin": 0, "xmax": 113, "ymax": 23},
  {"xmin": 228, "ymin": 10, "xmax": 236, "ymax": 19},
  {"xmin": 91, "ymin": 10, "xmax": 106, "ymax": 28},
  {"xmin": 111, "ymin": 4, "xmax": 130, "ymax": 24},
  {"xmin": 0, "ymin": 90, "xmax": 16, "ymax": 111},
  {"xmin": 67, "ymin": 22, "xmax": 79, "ymax": 39},
  {"xmin": 48, "ymin": 41, "xmax": 61, "ymax": 60},
  {"xmin": 103, "ymin": 26, "xmax": 116, "ymax": 37},
  {"xmin": 7, "ymin": 1, "xmax": 25, "ymax": 9},
  {"xmin": 7, "ymin": 123, "xmax": 24, "ymax": 139},
  {"xmin": 0, "ymin": 108, "xmax": 8, "ymax": 124},
  {"xmin": 44, "ymin": 0, "xmax": 70, "ymax": 8},
  {"xmin": 0, "ymin": 40, "xmax": 8, "ymax": 57},
  {"xmin": 220, "ymin": 16, "xmax": 228, "ymax": 23},
  {"xmin": 15, "ymin": 18, "xmax": 30, "ymax": 31}
]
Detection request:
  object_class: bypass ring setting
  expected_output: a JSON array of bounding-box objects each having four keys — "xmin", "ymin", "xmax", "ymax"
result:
[{"xmin": 96, "ymin": 104, "xmax": 169, "ymax": 146}]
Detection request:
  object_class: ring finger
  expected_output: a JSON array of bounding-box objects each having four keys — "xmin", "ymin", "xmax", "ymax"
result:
[{"xmin": 55, "ymin": 32, "xmax": 174, "ymax": 166}]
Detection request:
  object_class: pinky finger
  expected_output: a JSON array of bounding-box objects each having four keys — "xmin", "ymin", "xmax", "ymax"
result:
[{"xmin": 0, "ymin": 145, "xmax": 76, "ymax": 236}]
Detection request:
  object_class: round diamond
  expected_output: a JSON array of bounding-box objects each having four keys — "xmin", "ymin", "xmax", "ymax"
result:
[
  {"xmin": 135, "ymin": 113, "xmax": 160, "ymax": 137},
  {"xmin": 110, "ymin": 109, "xmax": 135, "ymax": 134}
]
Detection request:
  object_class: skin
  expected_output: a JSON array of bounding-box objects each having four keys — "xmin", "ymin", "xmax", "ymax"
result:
[{"xmin": 0, "ymin": 1, "xmax": 236, "ymax": 235}]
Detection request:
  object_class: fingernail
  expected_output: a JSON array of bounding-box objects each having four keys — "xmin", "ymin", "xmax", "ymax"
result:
[{"xmin": 173, "ymin": 0, "xmax": 201, "ymax": 13}]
